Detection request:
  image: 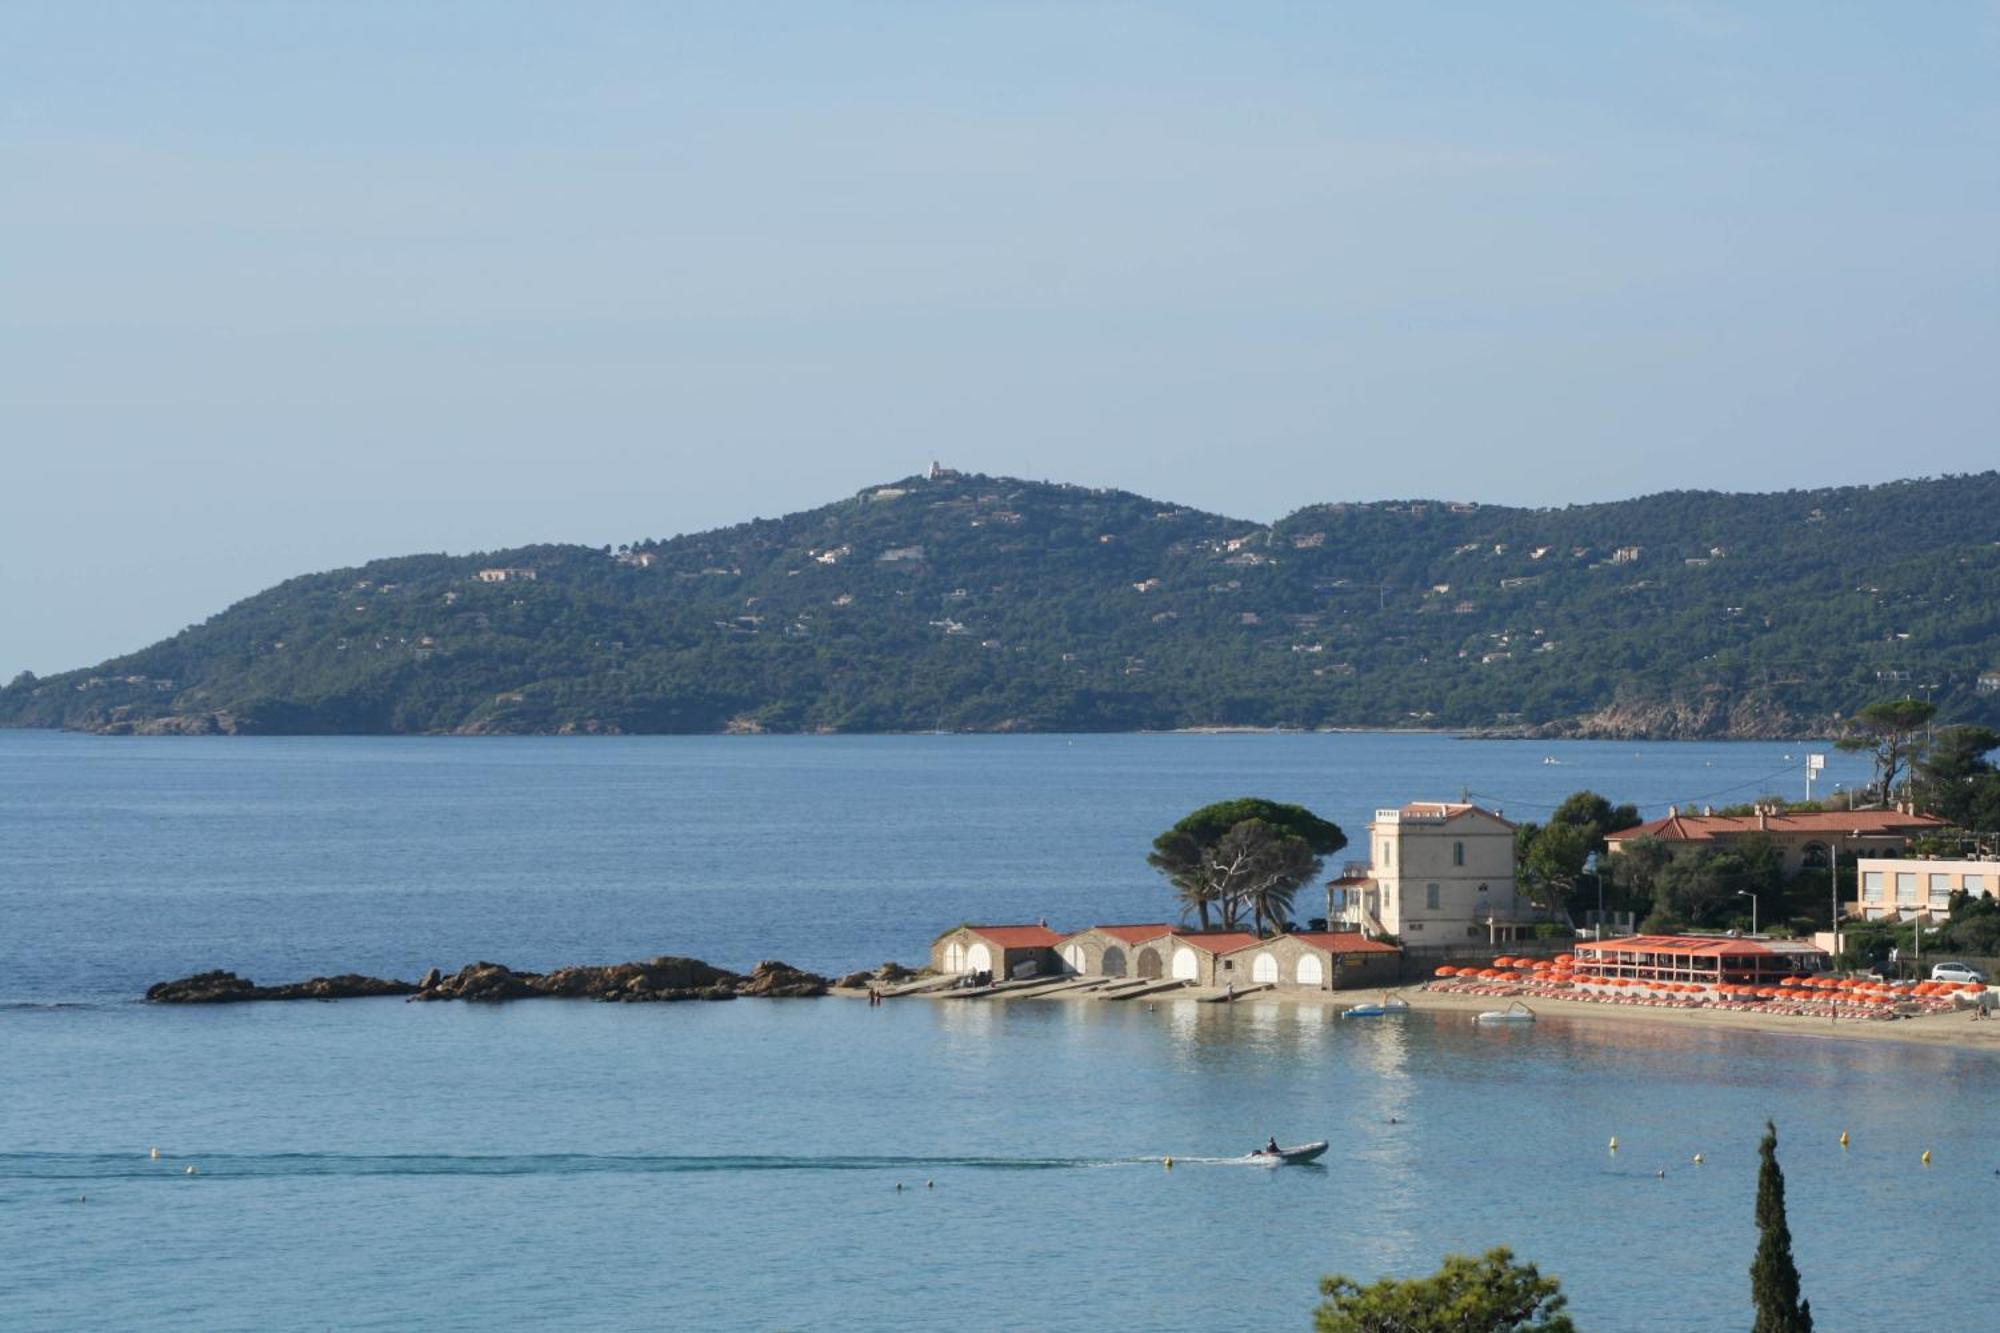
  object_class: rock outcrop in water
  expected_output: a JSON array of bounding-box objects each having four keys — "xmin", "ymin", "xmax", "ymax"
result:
[
  {"xmin": 834, "ymin": 961, "xmax": 923, "ymax": 989},
  {"xmin": 144, "ymin": 971, "xmax": 419, "ymax": 1003},
  {"xmin": 146, "ymin": 956, "xmax": 830, "ymax": 1004}
]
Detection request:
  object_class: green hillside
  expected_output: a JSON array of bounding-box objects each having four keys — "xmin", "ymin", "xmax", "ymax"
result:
[{"xmin": 6, "ymin": 471, "xmax": 1998, "ymax": 737}]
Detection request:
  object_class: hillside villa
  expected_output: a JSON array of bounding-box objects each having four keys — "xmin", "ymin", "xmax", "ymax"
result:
[{"xmin": 1603, "ymin": 806, "xmax": 1949, "ymax": 876}]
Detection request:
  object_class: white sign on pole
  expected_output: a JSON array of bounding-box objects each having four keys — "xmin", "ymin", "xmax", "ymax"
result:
[{"xmin": 1807, "ymin": 754, "xmax": 1826, "ymax": 772}]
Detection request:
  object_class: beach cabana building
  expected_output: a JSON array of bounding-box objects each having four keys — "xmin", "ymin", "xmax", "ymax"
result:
[
  {"xmin": 1571, "ymin": 934, "xmax": 1829, "ymax": 987},
  {"xmin": 1166, "ymin": 932, "xmax": 1262, "ymax": 986},
  {"xmin": 1058, "ymin": 925, "xmax": 1175, "ymax": 978},
  {"xmin": 1228, "ymin": 932, "xmax": 1403, "ymax": 990},
  {"xmin": 930, "ymin": 925, "xmax": 1064, "ymax": 980}
]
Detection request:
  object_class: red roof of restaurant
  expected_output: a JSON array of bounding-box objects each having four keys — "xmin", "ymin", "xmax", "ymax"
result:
[
  {"xmin": 1285, "ymin": 932, "xmax": 1402, "ymax": 955},
  {"xmin": 1574, "ymin": 935, "xmax": 1824, "ymax": 959},
  {"xmin": 1606, "ymin": 810, "xmax": 1948, "ymax": 845},
  {"xmin": 1082, "ymin": 923, "xmax": 1176, "ymax": 945},
  {"xmin": 965, "ymin": 925, "xmax": 1065, "ymax": 949},
  {"xmin": 1171, "ymin": 931, "xmax": 1261, "ymax": 955}
]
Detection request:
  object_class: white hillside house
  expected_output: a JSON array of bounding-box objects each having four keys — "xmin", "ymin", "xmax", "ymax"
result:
[{"xmin": 1332, "ymin": 802, "xmax": 1531, "ymax": 942}]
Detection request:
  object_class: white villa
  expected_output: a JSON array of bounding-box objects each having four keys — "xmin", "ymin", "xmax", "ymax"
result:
[{"xmin": 1329, "ymin": 802, "xmax": 1533, "ymax": 942}]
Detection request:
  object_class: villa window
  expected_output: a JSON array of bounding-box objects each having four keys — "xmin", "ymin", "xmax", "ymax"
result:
[
  {"xmin": 1382, "ymin": 841, "xmax": 1393, "ymax": 867},
  {"xmin": 1895, "ymin": 872, "xmax": 1918, "ymax": 906},
  {"xmin": 1426, "ymin": 883, "xmax": 1441, "ymax": 910},
  {"xmin": 1967, "ymin": 874, "xmax": 1987, "ymax": 898},
  {"xmin": 1862, "ymin": 871, "xmax": 1883, "ymax": 903},
  {"xmin": 1930, "ymin": 873, "xmax": 1952, "ymax": 908},
  {"xmin": 1453, "ymin": 841, "xmax": 1465, "ymax": 867}
]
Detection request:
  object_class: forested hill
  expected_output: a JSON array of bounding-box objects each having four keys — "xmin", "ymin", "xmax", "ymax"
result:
[{"xmin": 6, "ymin": 471, "xmax": 1999, "ymax": 738}]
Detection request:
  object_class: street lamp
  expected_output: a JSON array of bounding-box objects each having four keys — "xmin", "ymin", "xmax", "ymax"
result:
[{"xmin": 1737, "ymin": 889, "xmax": 1758, "ymax": 937}]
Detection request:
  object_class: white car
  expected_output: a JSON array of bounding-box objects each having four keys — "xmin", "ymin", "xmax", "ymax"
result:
[{"xmin": 1930, "ymin": 962, "xmax": 1987, "ymax": 985}]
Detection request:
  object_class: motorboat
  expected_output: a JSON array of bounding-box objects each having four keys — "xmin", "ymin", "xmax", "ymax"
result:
[
  {"xmin": 1248, "ymin": 1141, "xmax": 1329, "ymax": 1165},
  {"xmin": 1474, "ymin": 1000, "xmax": 1536, "ymax": 1025}
]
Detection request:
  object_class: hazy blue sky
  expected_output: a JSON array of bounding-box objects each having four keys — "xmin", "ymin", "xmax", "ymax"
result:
[{"xmin": 4, "ymin": 2, "xmax": 1996, "ymax": 675}]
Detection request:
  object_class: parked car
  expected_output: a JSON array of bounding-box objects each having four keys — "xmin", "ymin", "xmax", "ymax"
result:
[{"xmin": 1931, "ymin": 962, "xmax": 1987, "ymax": 984}]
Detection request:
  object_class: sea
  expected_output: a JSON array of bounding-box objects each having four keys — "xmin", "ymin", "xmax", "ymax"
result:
[{"xmin": 3, "ymin": 730, "xmax": 1992, "ymax": 1331}]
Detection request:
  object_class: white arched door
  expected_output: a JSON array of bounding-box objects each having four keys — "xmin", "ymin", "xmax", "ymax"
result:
[
  {"xmin": 1251, "ymin": 953, "xmax": 1278, "ymax": 984},
  {"xmin": 1171, "ymin": 948, "xmax": 1199, "ymax": 981},
  {"xmin": 1062, "ymin": 943, "xmax": 1085, "ymax": 974},
  {"xmin": 1297, "ymin": 954, "xmax": 1324, "ymax": 987},
  {"xmin": 943, "ymin": 940, "xmax": 967, "ymax": 973},
  {"xmin": 967, "ymin": 942, "xmax": 993, "ymax": 975}
]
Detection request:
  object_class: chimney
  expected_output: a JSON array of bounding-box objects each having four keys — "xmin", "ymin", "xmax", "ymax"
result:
[
  {"xmin": 1668, "ymin": 805, "xmax": 1678, "ymax": 818},
  {"xmin": 1757, "ymin": 807, "xmax": 1768, "ymax": 830},
  {"xmin": 1703, "ymin": 804, "xmax": 1713, "ymax": 816}
]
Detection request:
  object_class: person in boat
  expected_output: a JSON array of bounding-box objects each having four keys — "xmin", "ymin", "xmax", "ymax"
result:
[{"xmin": 1264, "ymin": 1135, "xmax": 1279, "ymax": 1155}]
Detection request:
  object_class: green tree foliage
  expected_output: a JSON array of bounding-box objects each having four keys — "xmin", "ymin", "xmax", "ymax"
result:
[
  {"xmin": 1915, "ymin": 726, "xmax": 2000, "ymax": 830},
  {"xmin": 1149, "ymin": 799, "xmax": 1346, "ymax": 932},
  {"xmin": 1634, "ymin": 839, "xmax": 1785, "ymax": 933},
  {"xmin": 1605, "ymin": 835, "xmax": 1673, "ymax": 921},
  {"xmin": 1516, "ymin": 790, "xmax": 1642, "ymax": 920},
  {"xmin": 6, "ymin": 473, "xmax": 2000, "ymax": 736},
  {"xmin": 1751, "ymin": 1121, "xmax": 1813, "ymax": 1333},
  {"xmin": 1313, "ymin": 1247, "xmax": 1574, "ymax": 1333},
  {"xmin": 1837, "ymin": 698, "xmax": 1937, "ymax": 804}
]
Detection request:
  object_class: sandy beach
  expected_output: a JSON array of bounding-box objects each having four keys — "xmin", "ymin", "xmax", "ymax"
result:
[{"xmin": 891, "ymin": 978, "xmax": 2000, "ymax": 1053}]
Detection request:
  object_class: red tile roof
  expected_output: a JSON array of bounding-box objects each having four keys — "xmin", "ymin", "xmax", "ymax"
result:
[
  {"xmin": 1074, "ymin": 923, "xmax": 1175, "ymax": 945},
  {"xmin": 1606, "ymin": 810, "xmax": 1947, "ymax": 844},
  {"xmin": 1171, "ymin": 931, "xmax": 1261, "ymax": 955},
  {"xmin": 1574, "ymin": 934, "xmax": 1827, "ymax": 959},
  {"xmin": 965, "ymin": 924, "xmax": 1065, "ymax": 949},
  {"xmin": 1390, "ymin": 802, "xmax": 1514, "ymax": 828},
  {"xmin": 1283, "ymin": 932, "xmax": 1402, "ymax": 955}
]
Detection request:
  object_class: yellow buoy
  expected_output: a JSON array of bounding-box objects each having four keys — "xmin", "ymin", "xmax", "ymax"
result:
[
  {"xmin": 1608, "ymin": 1137, "xmax": 1619, "ymax": 1151},
  {"xmin": 1922, "ymin": 1149, "xmax": 1932, "ymax": 1166},
  {"xmin": 1692, "ymin": 1153, "xmax": 1704, "ymax": 1165},
  {"xmin": 1839, "ymin": 1131, "xmax": 1849, "ymax": 1148},
  {"xmin": 1164, "ymin": 1156, "xmax": 1174, "ymax": 1169}
]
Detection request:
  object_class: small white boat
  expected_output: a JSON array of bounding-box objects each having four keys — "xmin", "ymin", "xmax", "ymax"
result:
[
  {"xmin": 1474, "ymin": 1001, "xmax": 1536, "ymax": 1025},
  {"xmin": 1248, "ymin": 1141, "xmax": 1329, "ymax": 1166},
  {"xmin": 1341, "ymin": 996, "xmax": 1411, "ymax": 1019}
]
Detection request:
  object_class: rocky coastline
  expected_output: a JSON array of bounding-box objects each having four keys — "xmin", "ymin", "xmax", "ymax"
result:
[{"xmin": 145, "ymin": 956, "xmax": 831, "ymax": 1004}]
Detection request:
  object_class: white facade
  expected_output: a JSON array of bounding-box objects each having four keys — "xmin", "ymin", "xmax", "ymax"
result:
[{"xmin": 1336, "ymin": 802, "xmax": 1523, "ymax": 941}]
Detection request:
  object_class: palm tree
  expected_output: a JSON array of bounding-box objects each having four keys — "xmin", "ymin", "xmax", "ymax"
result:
[{"xmin": 1149, "ymin": 830, "xmax": 1218, "ymax": 929}]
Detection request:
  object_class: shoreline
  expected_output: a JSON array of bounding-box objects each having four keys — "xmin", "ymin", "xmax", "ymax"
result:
[{"xmin": 932, "ymin": 979, "xmax": 2000, "ymax": 1053}]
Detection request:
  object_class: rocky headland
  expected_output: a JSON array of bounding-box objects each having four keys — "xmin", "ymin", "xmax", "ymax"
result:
[{"xmin": 145, "ymin": 956, "xmax": 830, "ymax": 1004}]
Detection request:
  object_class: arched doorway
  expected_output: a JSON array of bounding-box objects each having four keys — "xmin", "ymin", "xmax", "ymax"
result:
[
  {"xmin": 1062, "ymin": 943, "xmax": 1085, "ymax": 974},
  {"xmin": 1171, "ymin": 948, "xmax": 1199, "ymax": 981},
  {"xmin": 1136, "ymin": 947, "xmax": 1163, "ymax": 979},
  {"xmin": 1297, "ymin": 954, "xmax": 1324, "ymax": 988},
  {"xmin": 967, "ymin": 942, "xmax": 992, "ymax": 975},
  {"xmin": 1102, "ymin": 945, "xmax": 1128, "ymax": 978},
  {"xmin": 1251, "ymin": 953, "xmax": 1278, "ymax": 984},
  {"xmin": 943, "ymin": 940, "xmax": 967, "ymax": 973}
]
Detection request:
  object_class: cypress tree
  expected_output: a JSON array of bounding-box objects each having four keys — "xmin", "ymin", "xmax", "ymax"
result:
[{"xmin": 1751, "ymin": 1120, "xmax": 1813, "ymax": 1332}]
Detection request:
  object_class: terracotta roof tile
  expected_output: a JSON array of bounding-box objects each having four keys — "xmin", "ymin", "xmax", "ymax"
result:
[
  {"xmin": 1171, "ymin": 931, "xmax": 1261, "ymax": 955},
  {"xmin": 965, "ymin": 925, "xmax": 1064, "ymax": 948}
]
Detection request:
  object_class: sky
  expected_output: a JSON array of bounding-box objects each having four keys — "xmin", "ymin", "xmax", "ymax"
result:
[{"xmin": 3, "ymin": 2, "xmax": 1996, "ymax": 676}]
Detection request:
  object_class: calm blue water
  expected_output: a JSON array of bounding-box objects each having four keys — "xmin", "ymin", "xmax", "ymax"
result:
[{"xmin": 12, "ymin": 731, "xmax": 1991, "ymax": 1331}]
